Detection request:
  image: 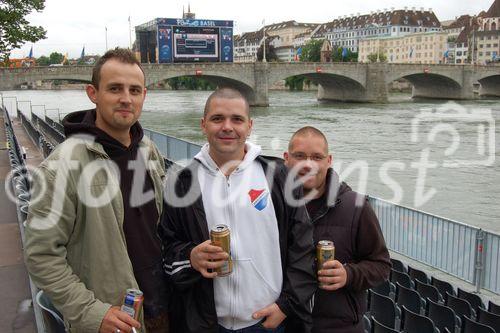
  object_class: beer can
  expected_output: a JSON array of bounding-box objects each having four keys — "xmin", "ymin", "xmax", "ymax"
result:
[
  {"xmin": 121, "ymin": 288, "xmax": 144, "ymax": 320},
  {"xmin": 210, "ymin": 224, "xmax": 232, "ymax": 276},
  {"xmin": 317, "ymin": 240, "xmax": 335, "ymax": 270}
]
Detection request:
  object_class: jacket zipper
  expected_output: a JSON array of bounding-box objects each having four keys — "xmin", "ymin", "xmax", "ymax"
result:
[
  {"xmin": 310, "ymin": 199, "xmax": 340, "ymax": 224},
  {"xmin": 224, "ymin": 176, "xmax": 236, "ymax": 329}
]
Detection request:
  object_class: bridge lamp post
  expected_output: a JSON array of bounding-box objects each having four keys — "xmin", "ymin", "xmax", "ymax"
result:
[{"xmin": 262, "ymin": 19, "xmax": 267, "ymax": 63}]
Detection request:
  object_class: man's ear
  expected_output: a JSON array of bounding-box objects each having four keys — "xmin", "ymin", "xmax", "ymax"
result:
[
  {"xmin": 86, "ymin": 84, "xmax": 98, "ymax": 104},
  {"xmin": 283, "ymin": 152, "xmax": 289, "ymax": 166},
  {"xmin": 200, "ymin": 117, "xmax": 206, "ymax": 135}
]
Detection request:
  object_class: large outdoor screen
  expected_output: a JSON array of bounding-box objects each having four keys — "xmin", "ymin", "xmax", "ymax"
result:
[{"xmin": 173, "ymin": 26, "xmax": 219, "ymax": 62}]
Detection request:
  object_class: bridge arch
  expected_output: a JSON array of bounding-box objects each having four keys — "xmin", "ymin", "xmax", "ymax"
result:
[
  {"xmin": 386, "ymin": 70, "xmax": 463, "ymax": 99},
  {"xmin": 267, "ymin": 64, "xmax": 371, "ymax": 102},
  {"xmin": 474, "ymin": 71, "xmax": 500, "ymax": 98},
  {"xmin": 147, "ymin": 74, "xmax": 256, "ymax": 106}
]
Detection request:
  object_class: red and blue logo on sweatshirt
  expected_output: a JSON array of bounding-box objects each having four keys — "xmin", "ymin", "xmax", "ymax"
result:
[{"xmin": 248, "ymin": 189, "xmax": 269, "ymax": 211}]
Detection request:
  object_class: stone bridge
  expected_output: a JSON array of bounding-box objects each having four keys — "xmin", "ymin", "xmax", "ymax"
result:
[{"xmin": 1, "ymin": 62, "xmax": 499, "ymax": 106}]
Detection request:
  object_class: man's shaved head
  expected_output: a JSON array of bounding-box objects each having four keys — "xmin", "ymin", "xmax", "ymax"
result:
[
  {"xmin": 204, "ymin": 87, "xmax": 250, "ymax": 117},
  {"xmin": 288, "ymin": 126, "xmax": 329, "ymax": 153}
]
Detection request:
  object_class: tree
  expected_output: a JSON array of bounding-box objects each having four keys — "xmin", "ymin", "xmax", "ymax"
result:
[
  {"xmin": 367, "ymin": 52, "xmax": 387, "ymax": 63},
  {"xmin": 0, "ymin": 0, "xmax": 47, "ymax": 61},
  {"xmin": 299, "ymin": 39, "xmax": 323, "ymax": 62},
  {"xmin": 257, "ymin": 41, "xmax": 278, "ymax": 62},
  {"xmin": 285, "ymin": 76, "xmax": 306, "ymax": 91},
  {"xmin": 49, "ymin": 52, "xmax": 64, "ymax": 65},
  {"xmin": 36, "ymin": 55, "xmax": 50, "ymax": 66}
]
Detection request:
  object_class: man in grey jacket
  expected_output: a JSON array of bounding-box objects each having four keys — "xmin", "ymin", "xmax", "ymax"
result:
[{"xmin": 24, "ymin": 48, "xmax": 167, "ymax": 333}]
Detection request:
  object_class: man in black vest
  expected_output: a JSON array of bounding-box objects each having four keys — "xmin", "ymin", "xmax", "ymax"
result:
[{"xmin": 284, "ymin": 126, "xmax": 391, "ymax": 333}]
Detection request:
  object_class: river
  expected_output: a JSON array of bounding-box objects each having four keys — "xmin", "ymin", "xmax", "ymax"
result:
[{"xmin": 2, "ymin": 89, "xmax": 499, "ymax": 233}]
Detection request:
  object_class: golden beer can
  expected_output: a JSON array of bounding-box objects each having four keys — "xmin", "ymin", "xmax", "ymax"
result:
[
  {"xmin": 317, "ymin": 240, "xmax": 335, "ymax": 270},
  {"xmin": 210, "ymin": 224, "xmax": 233, "ymax": 276}
]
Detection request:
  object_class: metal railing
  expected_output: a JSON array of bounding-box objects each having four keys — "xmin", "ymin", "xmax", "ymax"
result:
[
  {"xmin": 143, "ymin": 128, "xmax": 201, "ymax": 166},
  {"xmin": 2, "ymin": 105, "xmax": 46, "ymax": 333},
  {"xmin": 368, "ymin": 196, "xmax": 499, "ymax": 294}
]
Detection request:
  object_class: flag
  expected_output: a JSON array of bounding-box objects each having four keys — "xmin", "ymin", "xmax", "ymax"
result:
[
  {"xmin": 444, "ymin": 50, "xmax": 449, "ymax": 58},
  {"xmin": 342, "ymin": 47, "xmax": 348, "ymax": 59},
  {"xmin": 409, "ymin": 47, "xmax": 413, "ymax": 58},
  {"xmin": 28, "ymin": 46, "xmax": 33, "ymax": 59},
  {"xmin": 295, "ymin": 47, "xmax": 302, "ymax": 61},
  {"xmin": 80, "ymin": 46, "xmax": 85, "ymax": 60}
]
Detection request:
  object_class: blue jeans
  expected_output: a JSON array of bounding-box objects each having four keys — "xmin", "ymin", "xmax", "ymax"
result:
[{"xmin": 218, "ymin": 321, "xmax": 285, "ymax": 333}]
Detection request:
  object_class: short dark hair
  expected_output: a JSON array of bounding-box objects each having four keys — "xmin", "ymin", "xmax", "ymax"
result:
[
  {"xmin": 288, "ymin": 126, "xmax": 329, "ymax": 153},
  {"xmin": 91, "ymin": 47, "xmax": 144, "ymax": 89},
  {"xmin": 203, "ymin": 87, "xmax": 250, "ymax": 117}
]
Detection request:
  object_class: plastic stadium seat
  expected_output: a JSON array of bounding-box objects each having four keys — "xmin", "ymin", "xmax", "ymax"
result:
[
  {"xmin": 369, "ymin": 290, "xmax": 400, "ymax": 329},
  {"xmin": 445, "ymin": 292, "xmax": 474, "ymax": 320},
  {"xmin": 431, "ymin": 276, "xmax": 455, "ymax": 298},
  {"xmin": 396, "ymin": 282, "xmax": 425, "ymax": 315},
  {"xmin": 408, "ymin": 265, "xmax": 429, "ymax": 284},
  {"xmin": 461, "ymin": 315, "xmax": 495, "ymax": 333},
  {"xmin": 391, "ymin": 269, "xmax": 413, "ymax": 289},
  {"xmin": 426, "ymin": 297, "xmax": 461, "ymax": 333},
  {"xmin": 488, "ymin": 300, "xmax": 500, "ymax": 316},
  {"xmin": 391, "ymin": 258, "xmax": 407, "ymax": 273},
  {"xmin": 36, "ymin": 290, "xmax": 66, "ymax": 333},
  {"xmin": 371, "ymin": 316, "xmax": 400, "ymax": 333},
  {"xmin": 457, "ymin": 288, "xmax": 485, "ymax": 313},
  {"xmin": 372, "ymin": 280, "xmax": 396, "ymax": 299},
  {"xmin": 400, "ymin": 305, "xmax": 439, "ymax": 333},
  {"xmin": 477, "ymin": 307, "xmax": 500, "ymax": 333},
  {"xmin": 415, "ymin": 279, "xmax": 443, "ymax": 304}
]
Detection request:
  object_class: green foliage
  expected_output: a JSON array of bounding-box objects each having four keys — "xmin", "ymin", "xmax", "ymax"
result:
[
  {"xmin": 299, "ymin": 39, "xmax": 323, "ymax": 62},
  {"xmin": 331, "ymin": 48, "xmax": 358, "ymax": 62},
  {"xmin": 36, "ymin": 55, "xmax": 50, "ymax": 66},
  {"xmin": 49, "ymin": 52, "xmax": 64, "ymax": 65},
  {"xmin": 167, "ymin": 77, "xmax": 217, "ymax": 90},
  {"xmin": 0, "ymin": 0, "xmax": 47, "ymax": 61},
  {"xmin": 285, "ymin": 76, "xmax": 305, "ymax": 91},
  {"xmin": 367, "ymin": 52, "xmax": 387, "ymax": 63}
]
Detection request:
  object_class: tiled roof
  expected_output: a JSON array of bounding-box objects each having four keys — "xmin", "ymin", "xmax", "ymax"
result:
[
  {"xmin": 444, "ymin": 15, "xmax": 472, "ymax": 30},
  {"xmin": 485, "ymin": 0, "xmax": 500, "ymax": 18},
  {"xmin": 264, "ymin": 20, "xmax": 318, "ymax": 32},
  {"xmin": 312, "ymin": 9, "xmax": 440, "ymax": 38}
]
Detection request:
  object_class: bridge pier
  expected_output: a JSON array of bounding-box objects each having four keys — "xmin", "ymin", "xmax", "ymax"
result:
[{"xmin": 251, "ymin": 63, "xmax": 270, "ymax": 106}]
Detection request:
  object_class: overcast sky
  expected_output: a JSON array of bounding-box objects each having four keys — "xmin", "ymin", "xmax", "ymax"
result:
[{"xmin": 11, "ymin": 0, "xmax": 495, "ymax": 59}]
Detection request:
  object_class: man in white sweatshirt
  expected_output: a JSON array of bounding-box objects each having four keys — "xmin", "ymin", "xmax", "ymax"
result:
[{"xmin": 159, "ymin": 88, "xmax": 316, "ymax": 333}]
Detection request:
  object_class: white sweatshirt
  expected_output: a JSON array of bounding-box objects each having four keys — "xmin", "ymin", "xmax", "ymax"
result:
[{"xmin": 194, "ymin": 142, "xmax": 283, "ymax": 330}]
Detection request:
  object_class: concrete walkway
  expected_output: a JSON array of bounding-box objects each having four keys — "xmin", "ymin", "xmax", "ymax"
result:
[{"xmin": 0, "ymin": 114, "xmax": 43, "ymax": 333}]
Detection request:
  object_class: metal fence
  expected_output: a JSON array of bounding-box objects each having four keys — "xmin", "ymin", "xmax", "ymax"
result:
[
  {"xmin": 143, "ymin": 128, "xmax": 201, "ymax": 166},
  {"xmin": 368, "ymin": 196, "xmax": 500, "ymax": 294},
  {"xmin": 2, "ymin": 106, "xmax": 46, "ymax": 333}
]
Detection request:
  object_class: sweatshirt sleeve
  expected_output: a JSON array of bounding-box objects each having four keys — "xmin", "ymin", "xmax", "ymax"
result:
[
  {"xmin": 344, "ymin": 201, "xmax": 391, "ymax": 291},
  {"xmin": 24, "ymin": 164, "xmax": 111, "ymax": 332},
  {"xmin": 158, "ymin": 175, "xmax": 203, "ymax": 291}
]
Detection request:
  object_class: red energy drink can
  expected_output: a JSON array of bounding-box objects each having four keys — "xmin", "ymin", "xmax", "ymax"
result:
[{"xmin": 121, "ymin": 288, "xmax": 144, "ymax": 321}]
